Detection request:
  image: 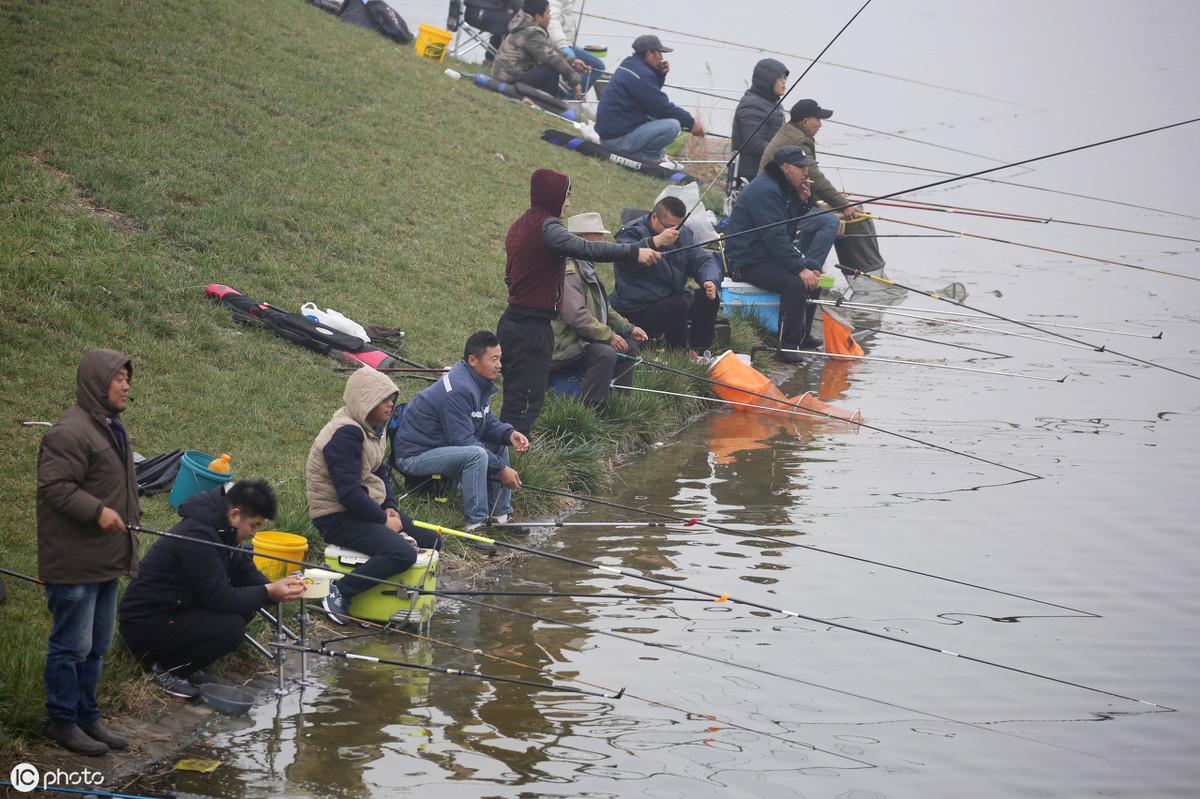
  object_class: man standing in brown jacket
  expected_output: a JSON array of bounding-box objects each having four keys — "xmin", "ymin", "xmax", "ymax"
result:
[{"xmin": 36, "ymin": 349, "xmax": 141, "ymax": 755}]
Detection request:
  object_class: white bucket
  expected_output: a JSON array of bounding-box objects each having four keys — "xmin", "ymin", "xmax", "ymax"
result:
[{"xmin": 300, "ymin": 568, "xmax": 342, "ymax": 599}]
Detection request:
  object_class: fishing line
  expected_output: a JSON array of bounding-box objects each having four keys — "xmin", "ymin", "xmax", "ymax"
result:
[
  {"xmin": 622, "ymin": 354, "xmax": 1042, "ymax": 479},
  {"xmin": 683, "ymin": 0, "xmax": 874, "ymax": 223},
  {"xmin": 876, "ymin": 215, "xmax": 1200, "ymax": 283},
  {"xmin": 827, "ymin": 119, "xmax": 1009, "ymax": 164},
  {"xmin": 579, "ymin": 13, "xmax": 1038, "ymax": 109},
  {"xmin": 419, "ymin": 521, "xmax": 1171, "ymax": 715},
  {"xmin": 851, "ymin": 195, "xmax": 1200, "ymax": 243},
  {"xmin": 758, "ymin": 346, "xmax": 1067, "ymax": 382},
  {"xmin": 518, "ymin": 482, "xmax": 1099, "ymax": 619},
  {"xmin": 820, "ymin": 150, "xmax": 1200, "ymax": 222}
]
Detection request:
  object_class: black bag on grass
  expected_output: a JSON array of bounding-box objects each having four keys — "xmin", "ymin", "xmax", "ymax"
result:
[{"xmin": 339, "ymin": 0, "xmax": 414, "ymax": 44}]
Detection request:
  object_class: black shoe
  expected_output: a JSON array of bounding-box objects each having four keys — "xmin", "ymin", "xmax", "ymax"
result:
[
  {"xmin": 773, "ymin": 349, "xmax": 808, "ymax": 365},
  {"xmin": 80, "ymin": 719, "xmax": 128, "ymax": 751},
  {"xmin": 187, "ymin": 669, "xmax": 213, "ymax": 686},
  {"xmin": 47, "ymin": 720, "xmax": 109, "ymax": 756},
  {"xmin": 470, "ymin": 541, "xmax": 499, "ymax": 555},
  {"xmin": 797, "ymin": 334, "xmax": 823, "ymax": 350},
  {"xmin": 151, "ymin": 665, "xmax": 200, "ymax": 699}
]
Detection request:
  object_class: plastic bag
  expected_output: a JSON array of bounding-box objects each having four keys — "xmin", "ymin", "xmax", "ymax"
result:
[{"xmin": 300, "ymin": 302, "xmax": 371, "ymax": 344}]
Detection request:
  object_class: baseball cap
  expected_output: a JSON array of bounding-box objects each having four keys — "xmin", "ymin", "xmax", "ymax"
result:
[{"xmin": 632, "ymin": 34, "xmax": 673, "ymax": 54}]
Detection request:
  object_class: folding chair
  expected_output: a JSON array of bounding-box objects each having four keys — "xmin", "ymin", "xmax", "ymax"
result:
[{"xmin": 446, "ymin": 0, "xmax": 517, "ymax": 61}]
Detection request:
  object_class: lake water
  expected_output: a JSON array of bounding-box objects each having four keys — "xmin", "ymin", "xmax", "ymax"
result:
[{"xmin": 153, "ymin": 2, "xmax": 1198, "ymax": 797}]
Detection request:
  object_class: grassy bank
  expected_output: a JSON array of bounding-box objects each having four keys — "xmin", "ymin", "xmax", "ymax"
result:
[{"xmin": 0, "ymin": 0, "xmax": 756, "ymax": 750}]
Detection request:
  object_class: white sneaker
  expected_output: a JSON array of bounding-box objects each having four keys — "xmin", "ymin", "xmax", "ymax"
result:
[{"xmin": 658, "ymin": 157, "xmax": 681, "ymax": 170}]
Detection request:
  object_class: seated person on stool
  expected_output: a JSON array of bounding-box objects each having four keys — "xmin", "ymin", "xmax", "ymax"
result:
[
  {"xmin": 723, "ymin": 145, "xmax": 840, "ymax": 363},
  {"xmin": 392, "ymin": 331, "xmax": 531, "ymax": 533},
  {"xmin": 492, "ymin": 0, "xmax": 589, "ymax": 100},
  {"xmin": 307, "ymin": 367, "xmax": 440, "ymax": 624},
  {"xmin": 118, "ymin": 481, "xmax": 306, "ymax": 699},
  {"xmin": 612, "ymin": 196, "xmax": 723, "ymax": 358},
  {"xmin": 463, "ymin": 0, "xmax": 521, "ymax": 63},
  {"xmin": 550, "ymin": 212, "xmax": 649, "ymax": 406}
]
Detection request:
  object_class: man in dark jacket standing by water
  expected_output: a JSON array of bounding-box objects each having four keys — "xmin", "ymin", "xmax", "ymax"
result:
[
  {"xmin": 725, "ymin": 146, "xmax": 841, "ymax": 363},
  {"xmin": 118, "ymin": 481, "xmax": 305, "ymax": 699},
  {"xmin": 36, "ymin": 349, "xmax": 140, "ymax": 755},
  {"xmin": 612, "ymin": 196, "xmax": 724, "ymax": 357},
  {"xmin": 595, "ymin": 35, "xmax": 705, "ymax": 164},
  {"xmin": 731, "ymin": 58, "xmax": 788, "ymax": 183},
  {"xmin": 498, "ymin": 168, "xmax": 660, "ymax": 435}
]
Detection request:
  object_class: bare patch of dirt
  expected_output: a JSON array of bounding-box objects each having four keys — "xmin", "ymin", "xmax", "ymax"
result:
[{"xmin": 28, "ymin": 151, "xmax": 138, "ymax": 235}]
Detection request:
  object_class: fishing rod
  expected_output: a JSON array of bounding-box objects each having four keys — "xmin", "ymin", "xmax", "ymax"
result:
[
  {"xmin": 841, "ymin": 269, "xmax": 1200, "ymax": 381},
  {"xmin": 849, "ymin": 195, "xmax": 1200, "ymax": 243},
  {"xmin": 334, "ymin": 368, "xmax": 437, "ymax": 382},
  {"xmin": 819, "ymin": 298, "xmax": 1165, "ymax": 340},
  {"xmin": 853, "ymin": 325, "xmax": 1013, "ymax": 358},
  {"xmin": 491, "ymin": 519, "xmax": 700, "ymax": 528},
  {"xmin": 820, "ymin": 149, "xmax": 1200, "ymax": 223},
  {"xmin": 415, "ymin": 520, "xmax": 1169, "ymax": 712},
  {"xmin": 611, "ymin": 382, "xmax": 862, "ymax": 421},
  {"xmin": 621, "ymin": 354, "xmax": 1041, "ymax": 479},
  {"xmin": 0, "ymin": 783, "xmax": 173, "ymax": 799},
  {"xmin": 519, "ymin": 483, "xmax": 1104, "ymax": 618},
  {"xmin": 750, "ymin": 345, "xmax": 1068, "ymax": 382},
  {"xmin": 334, "ymin": 366, "xmax": 448, "ymax": 373},
  {"xmin": 0, "ymin": 565, "xmax": 44, "ymax": 585},
  {"xmin": 270, "ymin": 641, "xmax": 622, "ymax": 698},
  {"xmin": 683, "ymin": 0, "xmax": 875, "ymax": 224},
  {"xmin": 429, "ymin": 589, "xmax": 714, "ymax": 601},
  {"xmin": 580, "ymin": 12, "xmax": 1038, "ymax": 110},
  {"xmin": 875, "ymin": 215, "xmax": 1200, "ymax": 283},
  {"xmin": 826, "ymin": 119, "xmax": 1010, "ymax": 164}
]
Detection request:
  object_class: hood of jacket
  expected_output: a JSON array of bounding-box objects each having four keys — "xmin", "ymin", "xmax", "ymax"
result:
[
  {"xmin": 341, "ymin": 367, "xmax": 399, "ymax": 432},
  {"xmin": 176, "ymin": 485, "xmax": 232, "ymax": 545},
  {"xmin": 76, "ymin": 348, "xmax": 132, "ymax": 419},
  {"xmin": 530, "ymin": 168, "xmax": 571, "ymax": 217},
  {"xmin": 507, "ymin": 9, "xmax": 537, "ymax": 34},
  {"xmin": 749, "ymin": 58, "xmax": 788, "ymax": 100}
]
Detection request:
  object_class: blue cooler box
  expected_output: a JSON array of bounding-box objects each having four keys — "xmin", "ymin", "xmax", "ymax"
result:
[{"xmin": 721, "ymin": 281, "xmax": 781, "ymax": 331}]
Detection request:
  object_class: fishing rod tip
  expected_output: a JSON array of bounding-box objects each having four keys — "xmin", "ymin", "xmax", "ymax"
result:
[
  {"xmin": 1153, "ymin": 332, "xmax": 1164, "ymax": 339},
  {"xmin": 613, "ymin": 687, "xmax": 627, "ymax": 699},
  {"xmin": 1057, "ymin": 375, "xmax": 1069, "ymax": 383}
]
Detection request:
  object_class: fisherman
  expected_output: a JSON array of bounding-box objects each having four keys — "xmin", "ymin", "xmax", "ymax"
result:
[
  {"xmin": 492, "ymin": 0, "xmax": 589, "ymax": 100},
  {"xmin": 547, "ymin": 0, "xmax": 604, "ymax": 98},
  {"xmin": 307, "ymin": 367, "xmax": 441, "ymax": 624},
  {"xmin": 36, "ymin": 349, "xmax": 140, "ymax": 755},
  {"xmin": 497, "ymin": 168, "xmax": 660, "ymax": 435},
  {"xmin": 462, "ymin": 0, "xmax": 521, "ymax": 65},
  {"xmin": 393, "ymin": 331, "xmax": 531, "ymax": 531},
  {"xmin": 724, "ymin": 146, "xmax": 840, "ymax": 363},
  {"xmin": 595, "ymin": 34, "xmax": 706, "ymax": 166},
  {"xmin": 731, "ymin": 58, "xmax": 789, "ymax": 183},
  {"xmin": 549, "ymin": 213, "xmax": 649, "ymax": 404},
  {"xmin": 118, "ymin": 481, "xmax": 306, "ymax": 699},
  {"xmin": 611, "ymin": 196, "xmax": 724, "ymax": 358},
  {"xmin": 760, "ymin": 98, "xmax": 887, "ymax": 287}
]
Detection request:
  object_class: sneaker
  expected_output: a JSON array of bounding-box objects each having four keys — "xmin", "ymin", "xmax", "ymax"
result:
[
  {"xmin": 79, "ymin": 719, "xmax": 128, "ymax": 751},
  {"xmin": 47, "ymin": 720, "xmax": 109, "ymax": 756},
  {"xmin": 152, "ymin": 665, "xmax": 200, "ymax": 699},
  {"xmin": 773, "ymin": 349, "xmax": 808, "ymax": 366},
  {"xmin": 658, "ymin": 157, "xmax": 681, "ymax": 171},
  {"xmin": 322, "ymin": 582, "xmax": 351, "ymax": 626}
]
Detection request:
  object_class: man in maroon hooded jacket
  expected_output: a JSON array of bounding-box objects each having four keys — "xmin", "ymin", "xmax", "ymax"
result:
[{"xmin": 498, "ymin": 168, "xmax": 660, "ymax": 434}]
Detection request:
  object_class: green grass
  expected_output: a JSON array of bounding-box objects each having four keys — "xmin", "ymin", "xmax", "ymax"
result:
[{"xmin": 0, "ymin": 0, "xmax": 764, "ymax": 751}]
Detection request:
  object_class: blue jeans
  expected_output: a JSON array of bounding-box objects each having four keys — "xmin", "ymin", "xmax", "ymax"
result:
[
  {"xmin": 44, "ymin": 580, "xmax": 119, "ymax": 724},
  {"xmin": 572, "ymin": 49, "xmax": 605, "ymax": 96},
  {"xmin": 601, "ymin": 118, "xmax": 681, "ymax": 162},
  {"xmin": 395, "ymin": 445, "xmax": 512, "ymax": 524},
  {"xmin": 793, "ymin": 208, "xmax": 841, "ymax": 269}
]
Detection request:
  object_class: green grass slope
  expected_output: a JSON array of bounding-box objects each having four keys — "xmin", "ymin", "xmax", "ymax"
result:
[{"xmin": 0, "ymin": 0, "xmax": 750, "ymax": 748}]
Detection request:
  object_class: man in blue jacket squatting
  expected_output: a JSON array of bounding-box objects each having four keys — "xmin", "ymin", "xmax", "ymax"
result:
[
  {"xmin": 307, "ymin": 367, "xmax": 441, "ymax": 624},
  {"xmin": 392, "ymin": 331, "xmax": 530, "ymax": 534}
]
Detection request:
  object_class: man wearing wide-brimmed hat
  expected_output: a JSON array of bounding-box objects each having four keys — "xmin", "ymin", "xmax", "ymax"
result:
[{"xmin": 549, "ymin": 212, "xmax": 648, "ymax": 405}]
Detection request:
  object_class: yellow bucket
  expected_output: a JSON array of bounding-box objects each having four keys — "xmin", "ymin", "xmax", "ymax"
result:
[
  {"xmin": 414, "ymin": 24, "xmax": 453, "ymax": 62},
  {"xmin": 252, "ymin": 531, "xmax": 308, "ymax": 581}
]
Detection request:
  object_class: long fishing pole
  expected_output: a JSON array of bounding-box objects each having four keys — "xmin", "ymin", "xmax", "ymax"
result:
[
  {"xmin": 753, "ymin": 346, "xmax": 1068, "ymax": 382},
  {"xmin": 613, "ymin": 382, "xmax": 863, "ymax": 420},
  {"xmin": 519, "ymin": 483, "xmax": 1103, "ymax": 619},
  {"xmin": 820, "ymin": 149, "xmax": 1200, "ymax": 223},
  {"xmin": 853, "ymin": 325, "xmax": 1014, "ymax": 358},
  {"xmin": 0, "ymin": 565, "xmax": 44, "ymax": 585},
  {"xmin": 850, "ymin": 195, "xmax": 1200, "ymax": 243},
  {"xmin": 429, "ymin": 589, "xmax": 714, "ymax": 601},
  {"xmin": 683, "ymin": 0, "xmax": 874, "ymax": 223},
  {"xmin": 0, "ymin": 783, "xmax": 172, "ymax": 799},
  {"xmin": 270, "ymin": 641, "xmax": 622, "ymax": 698},
  {"xmin": 580, "ymin": 12, "xmax": 1037, "ymax": 110},
  {"xmin": 819, "ymin": 298, "xmax": 1165, "ymax": 340},
  {"xmin": 415, "ymin": 520, "xmax": 1168, "ymax": 712},
  {"xmin": 492, "ymin": 519, "xmax": 701, "ymax": 528},
  {"xmin": 876, "ymin": 215, "xmax": 1200, "ymax": 283},
  {"xmin": 622, "ymin": 354, "xmax": 1041, "ymax": 478},
  {"xmin": 842, "ymin": 269, "xmax": 1200, "ymax": 381}
]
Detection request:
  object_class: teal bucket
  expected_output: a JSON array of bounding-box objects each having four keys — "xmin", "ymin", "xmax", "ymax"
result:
[{"xmin": 168, "ymin": 450, "xmax": 233, "ymax": 509}]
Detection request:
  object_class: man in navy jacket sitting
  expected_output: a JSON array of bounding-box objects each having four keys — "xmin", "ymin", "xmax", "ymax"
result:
[
  {"xmin": 595, "ymin": 34, "xmax": 705, "ymax": 164},
  {"xmin": 392, "ymin": 332, "xmax": 531, "ymax": 532}
]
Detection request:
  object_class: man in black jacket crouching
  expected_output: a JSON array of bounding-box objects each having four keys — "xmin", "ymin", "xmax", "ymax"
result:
[{"xmin": 119, "ymin": 480, "xmax": 305, "ymax": 698}]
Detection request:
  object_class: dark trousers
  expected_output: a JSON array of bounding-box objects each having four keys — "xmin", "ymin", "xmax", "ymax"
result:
[
  {"xmin": 44, "ymin": 579, "xmax": 118, "ymax": 724},
  {"xmin": 623, "ymin": 291, "xmax": 719, "ymax": 351},
  {"xmin": 120, "ymin": 607, "xmax": 251, "ymax": 678},
  {"xmin": 315, "ymin": 512, "xmax": 442, "ymax": 601},
  {"xmin": 736, "ymin": 264, "xmax": 820, "ymax": 347},
  {"xmin": 549, "ymin": 338, "xmax": 639, "ymax": 405},
  {"xmin": 497, "ymin": 308, "xmax": 554, "ymax": 436},
  {"xmin": 517, "ymin": 63, "xmax": 565, "ymax": 97}
]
